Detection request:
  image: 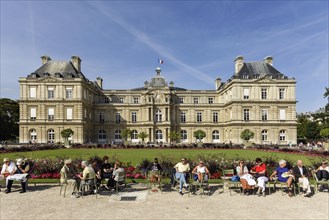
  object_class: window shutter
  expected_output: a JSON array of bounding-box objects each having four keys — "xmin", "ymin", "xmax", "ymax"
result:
[
  {"xmin": 67, "ymin": 108, "xmax": 72, "ymax": 120},
  {"xmin": 279, "ymin": 109, "xmax": 286, "ymax": 120},
  {"xmin": 30, "ymin": 108, "xmax": 36, "ymax": 117}
]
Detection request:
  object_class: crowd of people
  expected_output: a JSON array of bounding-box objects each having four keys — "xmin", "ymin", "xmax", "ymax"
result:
[{"xmin": 1, "ymin": 156, "xmax": 328, "ymax": 198}]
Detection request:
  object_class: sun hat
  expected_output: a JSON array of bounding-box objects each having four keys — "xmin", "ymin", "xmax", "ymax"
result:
[
  {"xmin": 64, "ymin": 159, "xmax": 72, "ymax": 165},
  {"xmin": 16, "ymin": 158, "xmax": 23, "ymax": 165},
  {"xmin": 3, "ymin": 158, "xmax": 9, "ymax": 163}
]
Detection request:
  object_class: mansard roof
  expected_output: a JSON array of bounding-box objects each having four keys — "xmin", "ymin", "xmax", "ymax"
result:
[
  {"xmin": 27, "ymin": 61, "xmax": 86, "ymax": 79},
  {"xmin": 234, "ymin": 61, "xmax": 287, "ymax": 79}
]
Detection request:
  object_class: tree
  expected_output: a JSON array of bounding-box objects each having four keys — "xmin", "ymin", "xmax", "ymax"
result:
[
  {"xmin": 61, "ymin": 128, "xmax": 74, "ymax": 140},
  {"xmin": 320, "ymin": 128, "xmax": 329, "ymax": 139},
  {"xmin": 304, "ymin": 121, "xmax": 320, "ymax": 139},
  {"xmin": 121, "ymin": 128, "xmax": 132, "ymax": 141},
  {"xmin": 138, "ymin": 131, "xmax": 148, "ymax": 144},
  {"xmin": 61, "ymin": 128, "xmax": 74, "ymax": 146},
  {"xmin": 193, "ymin": 130, "xmax": 206, "ymax": 142},
  {"xmin": 0, "ymin": 98, "xmax": 19, "ymax": 141},
  {"xmin": 324, "ymin": 87, "xmax": 329, "ymax": 112},
  {"xmin": 168, "ymin": 131, "xmax": 180, "ymax": 143},
  {"xmin": 240, "ymin": 129, "xmax": 254, "ymax": 141}
]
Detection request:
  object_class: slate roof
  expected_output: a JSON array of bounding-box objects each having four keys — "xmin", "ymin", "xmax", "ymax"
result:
[
  {"xmin": 28, "ymin": 61, "xmax": 86, "ymax": 79},
  {"xmin": 234, "ymin": 61, "xmax": 287, "ymax": 79}
]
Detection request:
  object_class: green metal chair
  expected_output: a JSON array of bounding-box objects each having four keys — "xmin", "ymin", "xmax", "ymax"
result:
[
  {"xmin": 188, "ymin": 172, "xmax": 210, "ymax": 198},
  {"xmin": 147, "ymin": 171, "xmax": 162, "ymax": 194},
  {"xmin": 312, "ymin": 170, "xmax": 328, "ymax": 193},
  {"xmin": 220, "ymin": 169, "xmax": 241, "ymax": 195}
]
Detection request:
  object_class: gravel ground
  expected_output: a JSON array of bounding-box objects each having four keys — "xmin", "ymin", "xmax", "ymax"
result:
[{"xmin": 0, "ymin": 183, "xmax": 328, "ymax": 220}]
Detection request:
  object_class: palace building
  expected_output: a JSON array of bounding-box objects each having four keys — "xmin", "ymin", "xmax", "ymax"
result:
[{"xmin": 18, "ymin": 55, "xmax": 297, "ymax": 145}]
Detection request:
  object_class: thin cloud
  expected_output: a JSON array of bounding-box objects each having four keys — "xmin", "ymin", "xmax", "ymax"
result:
[{"xmin": 87, "ymin": 2, "xmax": 215, "ymax": 85}]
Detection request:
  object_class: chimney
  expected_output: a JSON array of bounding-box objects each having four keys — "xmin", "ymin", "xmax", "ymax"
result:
[
  {"xmin": 41, "ymin": 56, "xmax": 51, "ymax": 65},
  {"xmin": 234, "ymin": 55, "xmax": 244, "ymax": 75},
  {"xmin": 264, "ymin": 56, "xmax": 273, "ymax": 66},
  {"xmin": 71, "ymin": 56, "xmax": 81, "ymax": 72},
  {"xmin": 144, "ymin": 81, "xmax": 149, "ymax": 88},
  {"xmin": 169, "ymin": 81, "xmax": 174, "ymax": 87},
  {"xmin": 215, "ymin": 78, "xmax": 221, "ymax": 90},
  {"xmin": 96, "ymin": 77, "xmax": 103, "ymax": 89}
]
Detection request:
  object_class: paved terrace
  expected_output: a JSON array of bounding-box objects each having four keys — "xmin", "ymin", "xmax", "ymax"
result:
[{"xmin": 0, "ymin": 183, "xmax": 328, "ymax": 220}]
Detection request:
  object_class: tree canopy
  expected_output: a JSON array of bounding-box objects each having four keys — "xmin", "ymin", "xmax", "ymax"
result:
[
  {"xmin": 61, "ymin": 128, "xmax": 74, "ymax": 139},
  {"xmin": 0, "ymin": 98, "xmax": 19, "ymax": 141},
  {"xmin": 193, "ymin": 130, "xmax": 206, "ymax": 141},
  {"xmin": 240, "ymin": 129, "xmax": 254, "ymax": 141}
]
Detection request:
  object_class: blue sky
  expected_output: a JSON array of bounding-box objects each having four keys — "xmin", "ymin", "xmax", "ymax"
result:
[{"xmin": 0, "ymin": 1, "xmax": 328, "ymax": 113}]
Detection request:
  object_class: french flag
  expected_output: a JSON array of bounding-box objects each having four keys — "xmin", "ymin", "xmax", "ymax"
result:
[{"xmin": 158, "ymin": 59, "xmax": 164, "ymax": 64}]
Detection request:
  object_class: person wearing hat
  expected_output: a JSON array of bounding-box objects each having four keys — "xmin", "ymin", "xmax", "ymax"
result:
[
  {"xmin": 6, "ymin": 158, "xmax": 30, "ymax": 193},
  {"xmin": 1, "ymin": 158, "xmax": 17, "ymax": 192},
  {"xmin": 60, "ymin": 159, "xmax": 79, "ymax": 198}
]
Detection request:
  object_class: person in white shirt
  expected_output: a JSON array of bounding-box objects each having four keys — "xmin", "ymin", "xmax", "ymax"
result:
[
  {"xmin": 315, "ymin": 160, "xmax": 329, "ymax": 181},
  {"xmin": 236, "ymin": 160, "xmax": 256, "ymax": 195},
  {"xmin": 191, "ymin": 160, "xmax": 210, "ymax": 182},
  {"xmin": 1, "ymin": 158, "xmax": 17, "ymax": 193}
]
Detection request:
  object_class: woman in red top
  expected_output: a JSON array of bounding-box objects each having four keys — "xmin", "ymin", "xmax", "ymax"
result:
[{"xmin": 250, "ymin": 158, "xmax": 268, "ymax": 197}]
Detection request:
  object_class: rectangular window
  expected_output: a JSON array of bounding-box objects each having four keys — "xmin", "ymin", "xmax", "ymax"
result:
[
  {"xmin": 105, "ymin": 97, "xmax": 109, "ymax": 103},
  {"xmin": 116, "ymin": 112, "xmax": 121, "ymax": 123},
  {"xmin": 208, "ymin": 97, "xmax": 214, "ymax": 104},
  {"xmin": 279, "ymin": 109, "xmax": 286, "ymax": 120},
  {"xmin": 180, "ymin": 112, "xmax": 186, "ymax": 123},
  {"xmin": 119, "ymin": 97, "xmax": 124, "ymax": 103},
  {"xmin": 243, "ymin": 109, "xmax": 250, "ymax": 121},
  {"xmin": 261, "ymin": 88, "xmax": 267, "ymax": 100},
  {"xmin": 48, "ymin": 88, "xmax": 54, "ymax": 99},
  {"xmin": 133, "ymin": 97, "xmax": 139, "ymax": 104},
  {"xmin": 194, "ymin": 97, "xmax": 199, "ymax": 104},
  {"xmin": 48, "ymin": 108, "xmax": 54, "ymax": 121},
  {"xmin": 197, "ymin": 112, "xmax": 202, "ymax": 122},
  {"xmin": 262, "ymin": 109, "xmax": 268, "ymax": 121},
  {"xmin": 66, "ymin": 108, "xmax": 73, "ymax": 120},
  {"xmin": 132, "ymin": 112, "xmax": 137, "ymax": 122},
  {"xmin": 30, "ymin": 108, "xmax": 36, "ymax": 121},
  {"xmin": 279, "ymin": 88, "xmax": 285, "ymax": 100},
  {"xmin": 243, "ymin": 88, "xmax": 249, "ymax": 100},
  {"xmin": 66, "ymin": 88, "xmax": 72, "ymax": 99},
  {"xmin": 99, "ymin": 112, "xmax": 104, "ymax": 123},
  {"xmin": 84, "ymin": 109, "xmax": 87, "ymax": 119},
  {"xmin": 179, "ymin": 97, "xmax": 184, "ymax": 104},
  {"xmin": 30, "ymin": 87, "xmax": 36, "ymax": 98},
  {"xmin": 213, "ymin": 112, "xmax": 218, "ymax": 123}
]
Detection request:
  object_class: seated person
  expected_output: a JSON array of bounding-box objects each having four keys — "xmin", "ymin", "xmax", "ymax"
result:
[
  {"xmin": 191, "ymin": 160, "xmax": 210, "ymax": 182},
  {"xmin": 146, "ymin": 158, "xmax": 162, "ymax": 182},
  {"xmin": 236, "ymin": 160, "xmax": 256, "ymax": 195},
  {"xmin": 1, "ymin": 158, "xmax": 17, "ymax": 193},
  {"xmin": 108, "ymin": 161, "xmax": 125, "ymax": 189},
  {"xmin": 78, "ymin": 161, "xmax": 96, "ymax": 194},
  {"xmin": 292, "ymin": 160, "xmax": 311, "ymax": 197},
  {"xmin": 90, "ymin": 159, "xmax": 101, "ymax": 188},
  {"xmin": 174, "ymin": 158, "xmax": 190, "ymax": 195},
  {"xmin": 315, "ymin": 160, "xmax": 329, "ymax": 181},
  {"xmin": 60, "ymin": 159, "xmax": 79, "ymax": 198},
  {"xmin": 101, "ymin": 156, "xmax": 113, "ymax": 179},
  {"xmin": 6, "ymin": 158, "xmax": 30, "ymax": 194},
  {"xmin": 269, "ymin": 160, "xmax": 294, "ymax": 197},
  {"xmin": 250, "ymin": 158, "xmax": 268, "ymax": 197}
]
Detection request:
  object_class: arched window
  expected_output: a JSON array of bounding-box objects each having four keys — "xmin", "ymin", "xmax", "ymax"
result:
[
  {"xmin": 279, "ymin": 130, "xmax": 286, "ymax": 141},
  {"xmin": 98, "ymin": 130, "xmax": 106, "ymax": 142},
  {"xmin": 48, "ymin": 129, "xmax": 55, "ymax": 143},
  {"xmin": 262, "ymin": 130, "xmax": 268, "ymax": 141},
  {"xmin": 114, "ymin": 130, "xmax": 122, "ymax": 140},
  {"xmin": 155, "ymin": 130, "xmax": 162, "ymax": 140},
  {"xmin": 155, "ymin": 110, "xmax": 162, "ymax": 122},
  {"xmin": 212, "ymin": 130, "xmax": 220, "ymax": 142},
  {"xmin": 180, "ymin": 130, "xmax": 187, "ymax": 140},
  {"xmin": 131, "ymin": 130, "xmax": 138, "ymax": 140},
  {"xmin": 30, "ymin": 129, "xmax": 37, "ymax": 142}
]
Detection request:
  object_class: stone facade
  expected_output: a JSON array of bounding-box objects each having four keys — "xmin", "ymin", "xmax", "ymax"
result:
[{"xmin": 19, "ymin": 55, "xmax": 297, "ymax": 145}]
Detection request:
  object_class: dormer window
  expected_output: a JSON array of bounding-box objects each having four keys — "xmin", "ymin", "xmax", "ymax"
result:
[{"xmin": 242, "ymin": 75, "xmax": 249, "ymax": 79}]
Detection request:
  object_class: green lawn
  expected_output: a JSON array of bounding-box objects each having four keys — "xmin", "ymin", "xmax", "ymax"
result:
[{"xmin": 1, "ymin": 148, "xmax": 327, "ymax": 166}]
